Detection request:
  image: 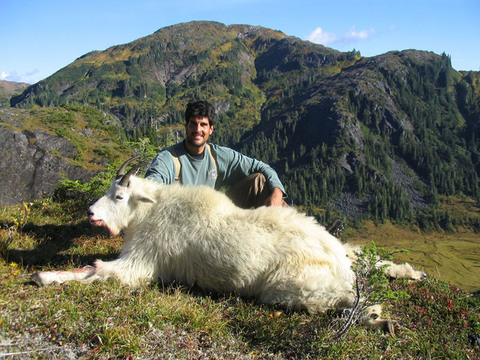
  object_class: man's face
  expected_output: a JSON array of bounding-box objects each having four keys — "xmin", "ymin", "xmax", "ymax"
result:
[{"xmin": 185, "ymin": 116, "xmax": 213, "ymax": 150}]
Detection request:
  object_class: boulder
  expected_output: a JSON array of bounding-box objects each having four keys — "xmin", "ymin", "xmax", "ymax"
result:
[{"xmin": 0, "ymin": 124, "xmax": 95, "ymax": 205}]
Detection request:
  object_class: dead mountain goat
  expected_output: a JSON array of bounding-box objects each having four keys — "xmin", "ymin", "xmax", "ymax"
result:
[{"xmin": 32, "ymin": 158, "xmax": 425, "ymax": 330}]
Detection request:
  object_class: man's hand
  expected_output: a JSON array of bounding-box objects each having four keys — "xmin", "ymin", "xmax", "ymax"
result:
[{"xmin": 264, "ymin": 187, "xmax": 286, "ymax": 207}]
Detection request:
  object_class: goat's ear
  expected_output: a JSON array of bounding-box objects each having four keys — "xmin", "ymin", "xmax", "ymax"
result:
[{"xmin": 132, "ymin": 191, "xmax": 156, "ymax": 203}]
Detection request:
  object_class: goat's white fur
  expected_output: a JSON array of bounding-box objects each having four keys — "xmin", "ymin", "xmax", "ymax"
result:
[{"xmin": 32, "ymin": 175, "xmax": 424, "ymax": 318}]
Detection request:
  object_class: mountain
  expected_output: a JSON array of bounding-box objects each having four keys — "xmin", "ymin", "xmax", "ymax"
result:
[
  {"xmin": 10, "ymin": 21, "xmax": 351, "ymax": 134},
  {"xmin": 7, "ymin": 21, "xmax": 480, "ymax": 229},
  {"xmin": 0, "ymin": 79, "xmax": 29, "ymax": 107}
]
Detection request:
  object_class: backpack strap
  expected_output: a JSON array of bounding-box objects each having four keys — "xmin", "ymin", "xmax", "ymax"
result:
[
  {"xmin": 206, "ymin": 144, "xmax": 218, "ymax": 177},
  {"xmin": 167, "ymin": 147, "xmax": 181, "ymax": 183}
]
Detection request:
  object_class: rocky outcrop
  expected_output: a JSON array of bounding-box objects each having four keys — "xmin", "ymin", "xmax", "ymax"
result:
[{"xmin": 0, "ymin": 118, "xmax": 95, "ymax": 205}]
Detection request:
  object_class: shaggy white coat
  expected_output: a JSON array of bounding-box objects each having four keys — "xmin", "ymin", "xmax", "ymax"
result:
[{"xmin": 33, "ymin": 175, "xmax": 424, "ymax": 315}]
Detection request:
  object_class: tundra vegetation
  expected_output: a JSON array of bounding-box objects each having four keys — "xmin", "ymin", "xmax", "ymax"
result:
[{"xmin": 1, "ymin": 169, "xmax": 480, "ymax": 359}]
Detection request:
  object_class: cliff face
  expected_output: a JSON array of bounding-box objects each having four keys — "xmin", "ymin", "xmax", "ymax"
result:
[{"xmin": 0, "ymin": 109, "xmax": 96, "ymax": 205}]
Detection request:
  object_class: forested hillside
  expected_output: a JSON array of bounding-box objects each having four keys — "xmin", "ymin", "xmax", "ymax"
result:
[{"xmin": 8, "ymin": 21, "xmax": 480, "ymax": 229}]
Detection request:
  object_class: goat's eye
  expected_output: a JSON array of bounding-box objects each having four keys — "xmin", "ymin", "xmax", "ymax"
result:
[{"xmin": 115, "ymin": 195, "xmax": 124, "ymax": 200}]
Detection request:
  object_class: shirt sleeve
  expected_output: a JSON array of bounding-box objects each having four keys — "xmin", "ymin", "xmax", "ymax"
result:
[
  {"xmin": 213, "ymin": 144, "xmax": 286, "ymax": 196},
  {"xmin": 144, "ymin": 150, "xmax": 176, "ymax": 184}
]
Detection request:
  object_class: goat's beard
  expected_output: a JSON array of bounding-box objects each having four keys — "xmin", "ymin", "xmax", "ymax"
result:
[{"xmin": 90, "ymin": 219, "xmax": 120, "ymax": 237}]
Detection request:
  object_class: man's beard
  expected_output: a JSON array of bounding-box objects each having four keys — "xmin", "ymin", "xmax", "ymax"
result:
[{"xmin": 186, "ymin": 134, "xmax": 205, "ymax": 148}]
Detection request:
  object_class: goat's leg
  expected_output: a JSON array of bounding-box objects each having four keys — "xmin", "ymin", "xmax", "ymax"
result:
[
  {"xmin": 31, "ymin": 266, "xmax": 99, "ymax": 286},
  {"xmin": 379, "ymin": 260, "xmax": 427, "ymax": 280},
  {"xmin": 361, "ymin": 304, "xmax": 395, "ymax": 335},
  {"xmin": 93, "ymin": 258, "xmax": 155, "ymax": 286}
]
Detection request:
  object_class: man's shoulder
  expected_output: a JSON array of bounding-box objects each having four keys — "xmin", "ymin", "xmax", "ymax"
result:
[
  {"xmin": 158, "ymin": 142, "xmax": 185, "ymax": 158},
  {"xmin": 208, "ymin": 143, "xmax": 235, "ymax": 155},
  {"xmin": 210, "ymin": 143, "xmax": 252, "ymax": 162}
]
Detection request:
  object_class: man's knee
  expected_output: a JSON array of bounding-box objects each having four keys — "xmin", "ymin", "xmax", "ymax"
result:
[
  {"xmin": 247, "ymin": 173, "xmax": 267, "ymax": 191},
  {"xmin": 226, "ymin": 173, "xmax": 269, "ymax": 209}
]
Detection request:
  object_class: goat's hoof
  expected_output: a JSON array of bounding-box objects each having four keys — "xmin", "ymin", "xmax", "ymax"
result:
[
  {"xmin": 31, "ymin": 272, "xmax": 47, "ymax": 287},
  {"xmin": 382, "ymin": 321, "xmax": 395, "ymax": 336}
]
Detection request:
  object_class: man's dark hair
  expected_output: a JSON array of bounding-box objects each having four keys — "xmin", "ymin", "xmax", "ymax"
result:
[{"xmin": 185, "ymin": 101, "xmax": 216, "ymax": 126}]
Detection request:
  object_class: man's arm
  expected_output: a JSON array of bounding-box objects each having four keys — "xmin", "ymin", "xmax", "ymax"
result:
[{"xmin": 144, "ymin": 151, "xmax": 176, "ymax": 184}]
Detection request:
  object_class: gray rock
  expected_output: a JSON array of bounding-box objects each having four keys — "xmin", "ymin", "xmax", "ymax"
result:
[{"xmin": 0, "ymin": 124, "xmax": 95, "ymax": 205}]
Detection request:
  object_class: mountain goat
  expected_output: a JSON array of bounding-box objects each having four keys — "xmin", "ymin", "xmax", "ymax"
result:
[{"xmin": 32, "ymin": 158, "xmax": 424, "ymax": 331}]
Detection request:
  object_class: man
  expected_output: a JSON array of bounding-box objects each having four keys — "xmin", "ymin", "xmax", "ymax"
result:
[{"xmin": 145, "ymin": 100, "xmax": 287, "ymax": 208}]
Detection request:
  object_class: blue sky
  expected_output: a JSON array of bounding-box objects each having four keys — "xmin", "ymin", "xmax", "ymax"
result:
[{"xmin": 1, "ymin": 0, "xmax": 478, "ymax": 84}]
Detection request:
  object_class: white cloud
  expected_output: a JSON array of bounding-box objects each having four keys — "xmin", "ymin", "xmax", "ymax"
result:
[
  {"xmin": 306, "ymin": 26, "xmax": 375, "ymax": 46},
  {"xmin": 306, "ymin": 27, "xmax": 337, "ymax": 45},
  {"xmin": 344, "ymin": 26, "xmax": 373, "ymax": 41},
  {"xmin": 0, "ymin": 69, "xmax": 39, "ymax": 84}
]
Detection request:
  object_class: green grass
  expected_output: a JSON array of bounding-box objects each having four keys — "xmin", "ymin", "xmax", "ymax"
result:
[{"xmin": 1, "ymin": 198, "xmax": 480, "ymax": 359}]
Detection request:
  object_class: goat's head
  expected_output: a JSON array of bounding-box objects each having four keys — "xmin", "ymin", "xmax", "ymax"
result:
[{"xmin": 87, "ymin": 157, "xmax": 156, "ymax": 236}]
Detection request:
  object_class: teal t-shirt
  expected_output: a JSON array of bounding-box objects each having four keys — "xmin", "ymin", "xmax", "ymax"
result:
[{"xmin": 145, "ymin": 141, "xmax": 286, "ymax": 194}]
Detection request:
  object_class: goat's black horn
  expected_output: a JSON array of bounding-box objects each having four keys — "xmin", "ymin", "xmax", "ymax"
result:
[
  {"xmin": 118, "ymin": 163, "xmax": 144, "ymax": 187},
  {"xmin": 116, "ymin": 156, "xmax": 141, "ymax": 180}
]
